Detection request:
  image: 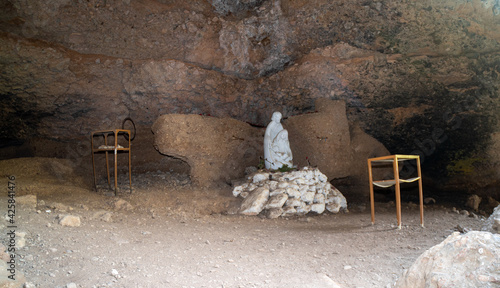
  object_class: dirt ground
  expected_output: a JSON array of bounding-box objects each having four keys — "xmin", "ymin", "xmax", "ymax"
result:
[{"xmin": 0, "ymin": 158, "xmax": 488, "ymax": 288}]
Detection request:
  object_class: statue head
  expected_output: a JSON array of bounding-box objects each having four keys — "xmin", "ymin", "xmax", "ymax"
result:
[
  {"xmin": 271, "ymin": 111, "xmax": 282, "ymax": 123},
  {"xmin": 280, "ymin": 130, "xmax": 288, "ymax": 140}
]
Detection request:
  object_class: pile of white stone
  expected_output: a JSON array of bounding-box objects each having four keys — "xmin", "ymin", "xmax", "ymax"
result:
[{"xmin": 232, "ymin": 167, "xmax": 348, "ymax": 218}]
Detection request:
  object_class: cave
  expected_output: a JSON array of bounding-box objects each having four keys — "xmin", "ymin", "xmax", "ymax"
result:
[{"xmin": 0, "ymin": 0, "xmax": 499, "ymax": 287}]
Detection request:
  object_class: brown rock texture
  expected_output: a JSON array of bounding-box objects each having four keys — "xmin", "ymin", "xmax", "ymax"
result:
[
  {"xmin": 58, "ymin": 215, "xmax": 81, "ymax": 227},
  {"xmin": 151, "ymin": 99, "xmax": 388, "ymax": 199},
  {"xmin": 396, "ymin": 231, "xmax": 500, "ymax": 288},
  {"xmin": 285, "ymin": 99, "xmax": 352, "ymax": 179},
  {"xmin": 1, "ymin": 0, "xmax": 499, "ymax": 196},
  {"xmin": 151, "ymin": 114, "xmax": 263, "ymax": 186}
]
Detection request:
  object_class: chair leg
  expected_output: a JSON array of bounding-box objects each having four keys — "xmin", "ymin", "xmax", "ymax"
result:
[
  {"xmin": 105, "ymin": 151, "xmax": 111, "ymax": 189},
  {"xmin": 114, "ymin": 148, "xmax": 118, "ymax": 196},
  {"xmin": 91, "ymin": 137, "xmax": 97, "ymax": 192},
  {"xmin": 128, "ymin": 150, "xmax": 132, "ymax": 193},
  {"xmin": 417, "ymin": 157, "xmax": 424, "ymax": 227},
  {"xmin": 114, "ymin": 131, "xmax": 119, "ymax": 196},
  {"xmin": 368, "ymin": 159, "xmax": 375, "ymax": 225},
  {"xmin": 393, "ymin": 156, "xmax": 402, "ymax": 229}
]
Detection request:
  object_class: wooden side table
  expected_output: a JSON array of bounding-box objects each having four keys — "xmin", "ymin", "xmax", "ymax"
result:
[
  {"xmin": 91, "ymin": 129, "xmax": 132, "ymax": 195},
  {"xmin": 367, "ymin": 154, "xmax": 424, "ymax": 229}
]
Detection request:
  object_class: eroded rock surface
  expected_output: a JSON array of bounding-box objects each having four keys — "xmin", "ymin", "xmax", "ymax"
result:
[
  {"xmin": 151, "ymin": 99, "xmax": 388, "ymax": 193},
  {"xmin": 1, "ymin": 0, "xmax": 499, "ymax": 194},
  {"xmin": 152, "ymin": 114, "xmax": 263, "ymax": 186},
  {"xmin": 482, "ymin": 204, "xmax": 500, "ymax": 234},
  {"xmin": 396, "ymin": 231, "xmax": 500, "ymax": 288}
]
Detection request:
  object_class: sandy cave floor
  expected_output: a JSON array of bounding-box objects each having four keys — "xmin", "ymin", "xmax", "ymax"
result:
[{"xmin": 0, "ymin": 158, "xmax": 488, "ymax": 288}]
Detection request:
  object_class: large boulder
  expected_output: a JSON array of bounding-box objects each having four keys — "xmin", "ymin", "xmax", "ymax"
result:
[
  {"xmin": 482, "ymin": 204, "xmax": 500, "ymax": 234},
  {"xmin": 285, "ymin": 99, "xmax": 390, "ymax": 184},
  {"xmin": 152, "ymin": 114, "xmax": 263, "ymax": 186},
  {"xmin": 396, "ymin": 231, "xmax": 500, "ymax": 288},
  {"xmin": 284, "ymin": 99, "xmax": 352, "ymax": 180},
  {"xmin": 151, "ymin": 99, "xmax": 389, "ymax": 194}
]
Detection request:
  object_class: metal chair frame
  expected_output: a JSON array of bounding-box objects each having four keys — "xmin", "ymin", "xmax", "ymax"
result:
[{"xmin": 91, "ymin": 129, "xmax": 132, "ymax": 195}]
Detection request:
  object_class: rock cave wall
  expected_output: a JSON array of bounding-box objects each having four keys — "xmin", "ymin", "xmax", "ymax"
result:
[{"xmin": 1, "ymin": 0, "xmax": 499, "ymax": 197}]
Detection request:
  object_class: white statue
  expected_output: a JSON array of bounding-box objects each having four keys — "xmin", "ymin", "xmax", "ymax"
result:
[{"xmin": 264, "ymin": 112, "xmax": 293, "ymax": 170}]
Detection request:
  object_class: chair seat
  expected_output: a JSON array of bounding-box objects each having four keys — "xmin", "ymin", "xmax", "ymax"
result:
[
  {"xmin": 372, "ymin": 177, "xmax": 421, "ymax": 188},
  {"xmin": 98, "ymin": 145, "xmax": 124, "ymax": 149}
]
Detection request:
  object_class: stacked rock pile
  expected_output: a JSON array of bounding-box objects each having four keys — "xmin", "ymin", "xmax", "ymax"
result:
[{"xmin": 232, "ymin": 167, "xmax": 348, "ymax": 218}]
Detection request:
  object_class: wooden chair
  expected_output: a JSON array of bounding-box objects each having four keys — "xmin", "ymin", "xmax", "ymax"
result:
[{"xmin": 367, "ymin": 155, "xmax": 424, "ymax": 229}]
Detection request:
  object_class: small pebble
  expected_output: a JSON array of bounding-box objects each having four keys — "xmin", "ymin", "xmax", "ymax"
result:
[{"xmin": 111, "ymin": 268, "xmax": 119, "ymax": 277}]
